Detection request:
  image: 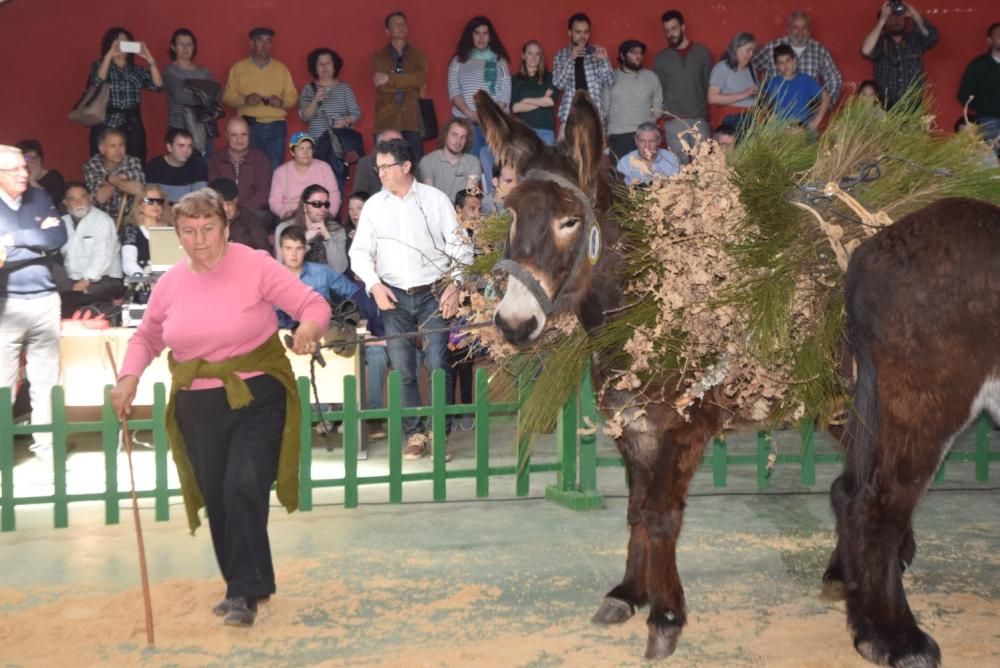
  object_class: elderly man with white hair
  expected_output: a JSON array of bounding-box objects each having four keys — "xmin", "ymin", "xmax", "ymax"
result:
[
  {"xmin": 0, "ymin": 144, "xmax": 67, "ymax": 465},
  {"xmin": 616, "ymin": 122, "xmax": 681, "ymax": 186},
  {"xmin": 752, "ymin": 10, "xmax": 843, "ymax": 104}
]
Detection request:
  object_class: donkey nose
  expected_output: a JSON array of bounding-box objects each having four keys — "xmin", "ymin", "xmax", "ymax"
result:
[{"xmin": 495, "ymin": 312, "xmax": 538, "ymax": 345}]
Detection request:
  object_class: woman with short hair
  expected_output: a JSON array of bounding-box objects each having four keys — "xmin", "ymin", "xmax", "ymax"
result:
[
  {"xmin": 111, "ymin": 188, "xmax": 330, "ymax": 628},
  {"xmin": 163, "ymin": 28, "xmax": 219, "ymax": 154},
  {"xmin": 120, "ymin": 184, "xmax": 172, "ymax": 276},
  {"xmin": 268, "ymin": 132, "xmax": 340, "ymax": 220}
]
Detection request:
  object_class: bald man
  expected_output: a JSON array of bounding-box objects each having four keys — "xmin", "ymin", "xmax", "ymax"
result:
[
  {"xmin": 0, "ymin": 145, "xmax": 67, "ymax": 464},
  {"xmin": 206, "ymin": 117, "xmax": 273, "ymax": 211}
]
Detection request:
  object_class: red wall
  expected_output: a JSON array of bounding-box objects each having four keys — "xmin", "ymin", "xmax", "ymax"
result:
[{"xmin": 1, "ymin": 0, "xmax": 995, "ymax": 178}]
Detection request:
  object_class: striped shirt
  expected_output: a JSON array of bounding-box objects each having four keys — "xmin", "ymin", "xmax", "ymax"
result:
[
  {"xmin": 298, "ymin": 82, "xmax": 362, "ymax": 140},
  {"xmin": 447, "ymin": 57, "xmax": 511, "ymax": 117}
]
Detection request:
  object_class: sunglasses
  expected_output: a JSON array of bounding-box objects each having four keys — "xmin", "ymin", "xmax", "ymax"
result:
[
  {"xmin": 142, "ymin": 197, "xmax": 165, "ymax": 206},
  {"xmin": 306, "ymin": 200, "xmax": 331, "ymax": 209}
]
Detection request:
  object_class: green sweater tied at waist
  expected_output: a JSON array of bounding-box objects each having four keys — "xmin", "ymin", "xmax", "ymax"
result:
[{"xmin": 166, "ymin": 332, "xmax": 301, "ymax": 533}]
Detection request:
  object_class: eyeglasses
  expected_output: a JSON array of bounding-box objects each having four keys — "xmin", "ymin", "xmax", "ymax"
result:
[
  {"xmin": 142, "ymin": 197, "xmax": 165, "ymax": 206},
  {"xmin": 0, "ymin": 166, "xmax": 28, "ymax": 175},
  {"xmin": 306, "ymin": 200, "xmax": 331, "ymax": 209},
  {"xmin": 375, "ymin": 162, "xmax": 400, "ymax": 174}
]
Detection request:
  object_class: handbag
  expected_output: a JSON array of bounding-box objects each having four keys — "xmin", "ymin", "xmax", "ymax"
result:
[
  {"xmin": 68, "ymin": 83, "xmax": 110, "ymax": 127},
  {"xmin": 419, "ymin": 98, "xmax": 439, "ymax": 141}
]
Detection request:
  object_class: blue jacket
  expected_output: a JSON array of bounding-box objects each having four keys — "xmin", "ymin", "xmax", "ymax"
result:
[
  {"xmin": 277, "ymin": 261, "xmax": 379, "ymax": 329},
  {"xmin": 0, "ymin": 187, "xmax": 67, "ymax": 297}
]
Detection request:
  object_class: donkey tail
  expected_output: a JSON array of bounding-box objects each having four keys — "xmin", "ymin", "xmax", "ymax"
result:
[{"xmin": 843, "ymin": 326, "xmax": 879, "ymax": 492}]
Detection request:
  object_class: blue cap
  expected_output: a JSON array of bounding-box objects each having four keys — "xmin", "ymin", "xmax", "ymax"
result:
[{"xmin": 289, "ymin": 131, "xmax": 314, "ymax": 151}]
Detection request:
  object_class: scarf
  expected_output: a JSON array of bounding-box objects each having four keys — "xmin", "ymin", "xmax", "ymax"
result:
[{"xmin": 471, "ymin": 48, "xmax": 499, "ymax": 96}]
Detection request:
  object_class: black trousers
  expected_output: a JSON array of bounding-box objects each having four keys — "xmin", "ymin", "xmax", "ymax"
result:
[{"xmin": 175, "ymin": 374, "xmax": 286, "ymax": 599}]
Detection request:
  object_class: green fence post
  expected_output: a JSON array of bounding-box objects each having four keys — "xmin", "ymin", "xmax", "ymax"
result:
[
  {"xmin": 577, "ymin": 371, "xmax": 600, "ymax": 501},
  {"xmin": 756, "ymin": 431, "xmax": 771, "ymax": 491},
  {"xmin": 52, "ymin": 386, "xmax": 68, "ymax": 529},
  {"xmin": 0, "ymin": 387, "xmax": 15, "ymax": 532},
  {"xmin": 474, "ymin": 368, "xmax": 490, "ymax": 498},
  {"xmin": 297, "ymin": 376, "xmax": 314, "ymax": 512},
  {"xmin": 975, "ymin": 413, "xmax": 990, "ymax": 483},
  {"xmin": 712, "ymin": 436, "xmax": 727, "ymax": 487},
  {"xmin": 102, "ymin": 386, "xmax": 120, "ymax": 525},
  {"xmin": 342, "ymin": 375, "xmax": 360, "ymax": 509},
  {"xmin": 387, "ymin": 371, "xmax": 403, "ymax": 504},
  {"xmin": 431, "ymin": 369, "xmax": 448, "ymax": 501},
  {"xmin": 515, "ymin": 374, "xmax": 532, "ymax": 498},
  {"xmin": 934, "ymin": 459, "xmax": 946, "ymax": 485},
  {"xmin": 800, "ymin": 419, "xmax": 817, "ymax": 487},
  {"xmin": 152, "ymin": 382, "xmax": 169, "ymax": 522}
]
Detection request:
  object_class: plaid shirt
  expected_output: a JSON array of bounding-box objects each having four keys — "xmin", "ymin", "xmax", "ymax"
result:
[
  {"xmin": 89, "ymin": 59, "xmax": 162, "ymax": 128},
  {"xmin": 82, "ymin": 155, "xmax": 145, "ymax": 218},
  {"xmin": 553, "ymin": 46, "xmax": 614, "ymax": 123},
  {"xmin": 865, "ymin": 22, "xmax": 939, "ymax": 108},
  {"xmin": 752, "ymin": 38, "xmax": 843, "ymax": 103}
]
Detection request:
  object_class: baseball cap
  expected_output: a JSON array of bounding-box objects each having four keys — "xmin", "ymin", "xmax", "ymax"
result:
[{"xmin": 289, "ymin": 131, "xmax": 314, "ymax": 150}]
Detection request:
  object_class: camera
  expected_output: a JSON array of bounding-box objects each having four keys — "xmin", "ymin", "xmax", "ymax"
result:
[
  {"xmin": 119, "ymin": 40, "xmax": 141, "ymax": 54},
  {"xmin": 889, "ymin": 0, "xmax": 906, "ymax": 16}
]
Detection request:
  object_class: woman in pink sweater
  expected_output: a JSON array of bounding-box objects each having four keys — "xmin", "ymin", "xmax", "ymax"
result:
[
  {"xmin": 111, "ymin": 188, "xmax": 330, "ymax": 628},
  {"xmin": 268, "ymin": 132, "xmax": 340, "ymax": 220}
]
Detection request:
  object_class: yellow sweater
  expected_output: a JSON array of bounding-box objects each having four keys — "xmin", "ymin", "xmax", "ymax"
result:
[{"xmin": 223, "ymin": 57, "xmax": 299, "ymax": 122}]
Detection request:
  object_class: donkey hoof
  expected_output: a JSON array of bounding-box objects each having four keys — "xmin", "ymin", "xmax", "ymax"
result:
[
  {"xmin": 855, "ymin": 629, "xmax": 940, "ymax": 668},
  {"xmin": 644, "ymin": 612, "xmax": 683, "ymax": 660},
  {"xmin": 591, "ymin": 596, "xmax": 635, "ymax": 625}
]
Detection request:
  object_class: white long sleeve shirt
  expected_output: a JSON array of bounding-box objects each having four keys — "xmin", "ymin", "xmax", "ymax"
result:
[
  {"xmin": 349, "ymin": 179, "xmax": 472, "ymax": 294},
  {"xmin": 61, "ymin": 208, "xmax": 122, "ymax": 280}
]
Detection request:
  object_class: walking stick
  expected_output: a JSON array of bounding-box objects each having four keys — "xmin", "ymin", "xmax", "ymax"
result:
[{"xmin": 104, "ymin": 342, "xmax": 155, "ymax": 646}]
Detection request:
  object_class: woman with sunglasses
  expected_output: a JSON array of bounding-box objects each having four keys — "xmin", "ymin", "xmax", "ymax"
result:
[
  {"xmin": 268, "ymin": 132, "xmax": 339, "ymax": 221},
  {"xmin": 120, "ymin": 184, "xmax": 171, "ymax": 275},
  {"xmin": 272, "ymin": 184, "xmax": 348, "ymax": 274}
]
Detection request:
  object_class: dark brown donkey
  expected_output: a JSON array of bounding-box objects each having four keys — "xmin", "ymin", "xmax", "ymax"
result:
[{"xmin": 477, "ymin": 89, "xmax": 999, "ymax": 665}]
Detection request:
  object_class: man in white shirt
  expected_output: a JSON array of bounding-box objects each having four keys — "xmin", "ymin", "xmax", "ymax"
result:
[
  {"xmin": 57, "ymin": 182, "xmax": 124, "ymax": 317},
  {"xmin": 349, "ymin": 138, "xmax": 474, "ymax": 461}
]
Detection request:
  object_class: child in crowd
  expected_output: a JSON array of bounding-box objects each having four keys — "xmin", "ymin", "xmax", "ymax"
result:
[{"xmin": 763, "ymin": 44, "xmax": 830, "ymax": 133}]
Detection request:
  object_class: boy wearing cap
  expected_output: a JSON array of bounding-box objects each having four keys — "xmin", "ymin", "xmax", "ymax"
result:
[
  {"xmin": 223, "ymin": 27, "xmax": 299, "ymax": 170},
  {"xmin": 606, "ymin": 39, "xmax": 663, "ymax": 161}
]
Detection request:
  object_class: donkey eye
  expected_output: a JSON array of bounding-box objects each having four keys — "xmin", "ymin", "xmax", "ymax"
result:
[{"xmin": 559, "ymin": 217, "xmax": 582, "ymax": 230}]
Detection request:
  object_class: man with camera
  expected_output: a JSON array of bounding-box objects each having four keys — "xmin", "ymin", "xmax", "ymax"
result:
[
  {"xmin": 861, "ymin": 1, "xmax": 939, "ymax": 108},
  {"xmin": 552, "ymin": 13, "xmax": 614, "ymax": 131}
]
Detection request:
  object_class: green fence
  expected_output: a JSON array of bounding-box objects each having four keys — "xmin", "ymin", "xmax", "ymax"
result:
[{"xmin": 2, "ymin": 368, "xmax": 998, "ymax": 532}]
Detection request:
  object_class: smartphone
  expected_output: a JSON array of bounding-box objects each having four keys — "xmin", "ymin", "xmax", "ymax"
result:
[
  {"xmin": 584, "ymin": 45, "xmax": 596, "ymax": 56},
  {"xmin": 119, "ymin": 41, "xmax": 142, "ymax": 54}
]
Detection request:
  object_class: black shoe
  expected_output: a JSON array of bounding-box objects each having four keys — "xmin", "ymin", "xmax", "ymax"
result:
[
  {"xmin": 223, "ymin": 597, "xmax": 257, "ymax": 627},
  {"xmin": 213, "ymin": 594, "xmax": 270, "ymax": 616}
]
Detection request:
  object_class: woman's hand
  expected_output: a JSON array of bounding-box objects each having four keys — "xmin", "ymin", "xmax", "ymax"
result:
[
  {"xmin": 111, "ymin": 375, "xmax": 140, "ymax": 421},
  {"xmin": 290, "ymin": 319, "xmax": 325, "ymax": 355},
  {"xmin": 138, "ymin": 42, "xmax": 156, "ymax": 65}
]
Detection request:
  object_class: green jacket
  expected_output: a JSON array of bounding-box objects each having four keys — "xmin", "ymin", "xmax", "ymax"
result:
[{"xmin": 166, "ymin": 332, "xmax": 300, "ymax": 533}]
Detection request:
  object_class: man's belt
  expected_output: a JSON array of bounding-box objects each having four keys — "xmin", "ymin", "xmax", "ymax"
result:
[{"xmin": 387, "ymin": 282, "xmax": 437, "ymax": 296}]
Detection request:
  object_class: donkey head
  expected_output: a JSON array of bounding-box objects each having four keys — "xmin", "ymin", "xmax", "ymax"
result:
[{"xmin": 476, "ymin": 90, "xmax": 612, "ymax": 346}]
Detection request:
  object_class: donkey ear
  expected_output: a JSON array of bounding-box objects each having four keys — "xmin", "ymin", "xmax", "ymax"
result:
[
  {"xmin": 475, "ymin": 90, "xmax": 545, "ymax": 175},
  {"xmin": 563, "ymin": 91, "xmax": 604, "ymax": 195}
]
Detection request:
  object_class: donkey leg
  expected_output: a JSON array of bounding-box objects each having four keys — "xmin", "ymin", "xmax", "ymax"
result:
[
  {"xmin": 593, "ymin": 435, "xmax": 656, "ymax": 624},
  {"xmin": 821, "ymin": 473, "xmax": 852, "ymax": 600},
  {"xmin": 842, "ymin": 440, "xmax": 942, "ymax": 667},
  {"xmin": 640, "ymin": 426, "xmax": 713, "ymax": 660}
]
